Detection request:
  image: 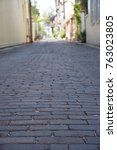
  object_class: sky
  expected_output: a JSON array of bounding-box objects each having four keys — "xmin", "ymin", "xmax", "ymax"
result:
[{"xmin": 31, "ymin": 0, "xmax": 56, "ymax": 16}]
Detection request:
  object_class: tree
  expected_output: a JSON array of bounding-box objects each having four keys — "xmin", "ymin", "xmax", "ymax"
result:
[
  {"xmin": 31, "ymin": 0, "xmax": 40, "ymax": 22},
  {"xmin": 38, "ymin": 23, "xmax": 47, "ymax": 39},
  {"xmin": 74, "ymin": 1, "xmax": 87, "ymax": 42},
  {"xmin": 42, "ymin": 10, "xmax": 56, "ymax": 34},
  {"xmin": 74, "ymin": 3, "xmax": 81, "ymax": 39},
  {"xmin": 31, "ymin": 0, "xmax": 40, "ymax": 40}
]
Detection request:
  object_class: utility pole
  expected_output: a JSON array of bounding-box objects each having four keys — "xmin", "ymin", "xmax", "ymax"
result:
[{"xmin": 29, "ymin": 0, "xmax": 33, "ymax": 43}]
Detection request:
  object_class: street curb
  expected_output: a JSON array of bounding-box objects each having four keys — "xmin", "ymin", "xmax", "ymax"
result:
[
  {"xmin": 0, "ymin": 43, "xmax": 31, "ymax": 53},
  {"xmin": 72, "ymin": 41, "xmax": 100, "ymax": 50}
]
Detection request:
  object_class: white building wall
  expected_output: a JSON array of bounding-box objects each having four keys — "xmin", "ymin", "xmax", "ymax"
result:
[
  {"xmin": 65, "ymin": 0, "xmax": 75, "ymax": 19},
  {"xmin": 86, "ymin": 15, "xmax": 100, "ymax": 45},
  {"xmin": 86, "ymin": 0, "xmax": 100, "ymax": 45},
  {"xmin": 81, "ymin": 12, "xmax": 86, "ymax": 32},
  {"xmin": 0, "ymin": 0, "xmax": 30, "ymax": 48}
]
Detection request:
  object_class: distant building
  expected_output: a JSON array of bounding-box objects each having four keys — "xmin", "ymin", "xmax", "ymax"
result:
[
  {"xmin": 64, "ymin": 0, "xmax": 79, "ymax": 40},
  {"xmin": 55, "ymin": 0, "xmax": 100, "ymax": 45},
  {"xmin": 55, "ymin": 0, "xmax": 65, "ymax": 32},
  {"xmin": 85, "ymin": 0, "xmax": 100, "ymax": 45},
  {"xmin": 55, "ymin": 0, "xmax": 76, "ymax": 40},
  {"xmin": 0, "ymin": 0, "xmax": 32, "ymax": 48}
]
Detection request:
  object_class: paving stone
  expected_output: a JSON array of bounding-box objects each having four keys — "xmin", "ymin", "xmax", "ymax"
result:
[
  {"xmin": 34, "ymin": 115, "xmax": 68, "ymax": 120},
  {"xmin": 0, "ymin": 137, "xmax": 35, "ymax": 144},
  {"xmin": 30, "ymin": 125, "xmax": 68, "ymax": 130},
  {"xmin": 84, "ymin": 137, "xmax": 100, "ymax": 144},
  {"xmin": 10, "ymin": 120, "xmax": 49, "ymax": 125},
  {"xmin": 69, "ymin": 125, "xmax": 99, "ymax": 130},
  {"xmin": 69, "ymin": 115, "xmax": 99, "ymax": 120},
  {"xmin": 50, "ymin": 119, "xmax": 87, "ymax": 125},
  {"xmin": 11, "ymin": 130, "xmax": 51, "ymax": 137},
  {"xmin": 0, "ymin": 125, "xmax": 28, "ymax": 131},
  {"xmin": 0, "ymin": 41, "xmax": 100, "ymax": 149},
  {"xmin": 16, "ymin": 112, "xmax": 51, "ymax": 116},
  {"xmin": 0, "ymin": 116, "xmax": 32, "ymax": 121},
  {"xmin": 54, "ymin": 130, "xmax": 95, "ymax": 137},
  {"xmin": 0, "ymin": 121, "xmax": 10, "ymax": 126},
  {"xmin": 69, "ymin": 144, "xmax": 98, "ymax": 150},
  {"xmin": 51, "ymin": 144, "xmax": 68, "ymax": 150},
  {"xmin": 0, "ymin": 131, "xmax": 9, "ymax": 137},
  {"xmin": 0, "ymin": 144, "xmax": 50, "ymax": 150},
  {"xmin": 37, "ymin": 137, "xmax": 84, "ymax": 144},
  {"xmin": 87, "ymin": 119, "xmax": 100, "ymax": 125},
  {"xmin": 52, "ymin": 111, "xmax": 85, "ymax": 115}
]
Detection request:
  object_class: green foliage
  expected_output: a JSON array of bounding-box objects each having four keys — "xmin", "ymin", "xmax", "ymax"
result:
[
  {"xmin": 42, "ymin": 11, "xmax": 55, "ymax": 28},
  {"xmin": 51, "ymin": 28, "xmax": 66, "ymax": 39},
  {"xmin": 74, "ymin": 3, "xmax": 81, "ymax": 40},
  {"xmin": 74, "ymin": 3, "xmax": 86, "ymax": 42},
  {"xmin": 52, "ymin": 28, "xmax": 59, "ymax": 39},
  {"xmin": 42, "ymin": 12, "xmax": 50, "ymax": 22},
  {"xmin": 74, "ymin": 3, "xmax": 81, "ymax": 24},
  {"xmin": 38, "ymin": 23, "xmax": 47, "ymax": 39},
  {"xmin": 75, "ymin": 32, "xmax": 81, "ymax": 40},
  {"xmin": 60, "ymin": 29, "xmax": 66, "ymax": 39},
  {"xmin": 31, "ymin": 0, "xmax": 40, "ymax": 22},
  {"xmin": 80, "ymin": 31, "xmax": 86, "ymax": 43}
]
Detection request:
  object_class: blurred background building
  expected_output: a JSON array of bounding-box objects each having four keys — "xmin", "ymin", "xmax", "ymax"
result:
[
  {"xmin": 55, "ymin": 0, "xmax": 100, "ymax": 45},
  {"xmin": 55, "ymin": 0, "xmax": 80, "ymax": 40},
  {"xmin": 0, "ymin": 0, "xmax": 100, "ymax": 48}
]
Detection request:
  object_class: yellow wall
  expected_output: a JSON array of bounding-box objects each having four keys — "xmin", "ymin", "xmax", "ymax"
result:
[{"xmin": 0, "ymin": 0, "xmax": 30, "ymax": 48}]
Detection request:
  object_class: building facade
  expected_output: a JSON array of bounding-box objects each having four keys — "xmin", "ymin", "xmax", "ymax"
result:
[
  {"xmin": 55, "ymin": 0, "xmax": 100, "ymax": 45},
  {"xmin": 55, "ymin": 0, "xmax": 65, "ymax": 32},
  {"xmin": 85, "ymin": 0, "xmax": 100, "ymax": 45},
  {"xmin": 0, "ymin": 0, "xmax": 32, "ymax": 48},
  {"xmin": 62, "ymin": 0, "xmax": 80, "ymax": 40}
]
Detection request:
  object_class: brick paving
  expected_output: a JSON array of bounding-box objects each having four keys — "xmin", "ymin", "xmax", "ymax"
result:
[{"xmin": 0, "ymin": 41, "xmax": 100, "ymax": 150}]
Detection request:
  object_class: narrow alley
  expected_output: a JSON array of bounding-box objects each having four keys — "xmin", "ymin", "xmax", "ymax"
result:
[{"xmin": 0, "ymin": 41, "xmax": 100, "ymax": 150}]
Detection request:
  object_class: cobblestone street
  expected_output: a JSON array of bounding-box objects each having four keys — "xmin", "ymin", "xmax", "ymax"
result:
[{"xmin": 0, "ymin": 41, "xmax": 100, "ymax": 150}]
